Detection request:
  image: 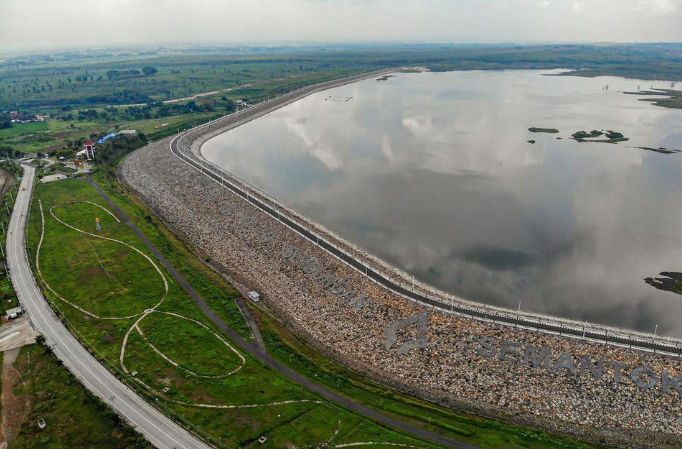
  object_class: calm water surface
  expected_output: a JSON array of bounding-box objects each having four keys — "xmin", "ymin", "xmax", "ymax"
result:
[{"xmin": 203, "ymin": 70, "xmax": 682, "ymax": 336}]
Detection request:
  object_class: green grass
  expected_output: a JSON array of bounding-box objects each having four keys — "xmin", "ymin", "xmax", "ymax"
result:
[
  {"xmin": 7, "ymin": 343, "xmax": 151, "ymax": 449},
  {"xmin": 137, "ymin": 312, "xmax": 244, "ymax": 377},
  {"xmin": 92, "ymin": 170, "xmax": 252, "ymax": 339},
  {"xmin": 0, "ymin": 122, "xmax": 48, "ymax": 138},
  {"xmin": 40, "ymin": 201, "xmax": 164, "ymax": 317},
  {"xmin": 26, "ymin": 176, "xmax": 443, "ymax": 449}
]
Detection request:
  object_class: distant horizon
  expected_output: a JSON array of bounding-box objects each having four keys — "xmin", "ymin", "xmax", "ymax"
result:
[
  {"xmin": 3, "ymin": 41, "xmax": 682, "ymax": 58},
  {"xmin": 2, "ymin": 0, "xmax": 682, "ymax": 53}
]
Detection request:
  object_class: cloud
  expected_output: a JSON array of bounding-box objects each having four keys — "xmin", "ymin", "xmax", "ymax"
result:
[{"xmin": 0, "ymin": 0, "xmax": 681, "ymax": 51}]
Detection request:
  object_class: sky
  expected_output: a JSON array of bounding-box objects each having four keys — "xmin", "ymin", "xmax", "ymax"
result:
[{"xmin": 1, "ymin": 0, "xmax": 682, "ymax": 52}]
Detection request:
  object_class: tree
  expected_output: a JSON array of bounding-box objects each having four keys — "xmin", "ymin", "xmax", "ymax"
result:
[
  {"xmin": 142, "ymin": 66, "xmax": 158, "ymax": 76},
  {"xmin": 0, "ymin": 114, "xmax": 11, "ymax": 129}
]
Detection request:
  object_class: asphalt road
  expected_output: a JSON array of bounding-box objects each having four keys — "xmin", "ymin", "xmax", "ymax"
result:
[{"xmin": 7, "ymin": 164, "xmax": 213, "ymax": 449}]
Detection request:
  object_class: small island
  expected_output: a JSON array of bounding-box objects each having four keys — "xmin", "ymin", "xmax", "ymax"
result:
[
  {"xmin": 376, "ymin": 75, "xmax": 396, "ymax": 81},
  {"xmin": 645, "ymin": 272, "xmax": 682, "ymax": 295},
  {"xmin": 571, "ymin": 129, "xmax": 629, "ymax": 143},
  {"xmin": 625, "ymin": 88, "xmax": 682, "ymax": 109},
  {"xmin": 637, "ymin": 146, "xmax": 682, "ymax": 155},
  {"xmin": 528, "ymin": 127, "xmax": 559, "ymax": 133}
]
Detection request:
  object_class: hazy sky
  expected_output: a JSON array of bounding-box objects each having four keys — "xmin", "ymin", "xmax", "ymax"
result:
[{"xmin": 1, "ymin": 0, "xmax": 682, "ymax": 51}]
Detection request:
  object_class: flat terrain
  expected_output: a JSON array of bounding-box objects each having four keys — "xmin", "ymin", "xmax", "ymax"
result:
[
  {"xmin": 0, "ymin": 343, "xmax": 151, "ymax": 449},
  {"xmin": 2, "ymin": 43, "xmax": 682, "ymax": 156},
  {"xmin": 26, "ymin": 176, "xmax": 440, "ymax": 449}
]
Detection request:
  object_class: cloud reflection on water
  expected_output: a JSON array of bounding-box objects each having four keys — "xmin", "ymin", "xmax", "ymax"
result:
[{"xmin": 203, "ymin": 70, "xmax": 682, "ymax": 336}]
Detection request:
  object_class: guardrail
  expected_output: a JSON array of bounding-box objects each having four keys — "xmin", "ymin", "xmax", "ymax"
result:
[{"xmin": 167, "ymin": 77, "xmax": 682, "ymax": 359}]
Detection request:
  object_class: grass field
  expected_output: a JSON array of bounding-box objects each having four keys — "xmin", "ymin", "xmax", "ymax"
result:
[
  {"xmin": 0, "ymin": 122, "xmax": 48, "ymax": 138},
  {"xmin": 26, "ymin": 177, "xmax": 441, "ymax": 449},
  {"xmin": 4, "ymin": 343, "xmax": 151, "ymax": 449}
]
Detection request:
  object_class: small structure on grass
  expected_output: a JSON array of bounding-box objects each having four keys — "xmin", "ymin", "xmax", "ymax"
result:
[
  {"xmin": 258, "ymin": 435, "xmax": 267, "ymax": 444},
  {"xmin": 37, "ymin": 419, "xmax": 46, "ymax": 430}
]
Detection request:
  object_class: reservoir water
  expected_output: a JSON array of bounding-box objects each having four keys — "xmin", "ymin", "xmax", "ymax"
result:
[{"xmin": 202, "ymin": 70, "xmax": 682, "ymax": 336}]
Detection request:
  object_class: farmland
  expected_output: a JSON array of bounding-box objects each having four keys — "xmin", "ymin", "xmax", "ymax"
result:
[{"xmin": 2, "ymin": 43, "xmax": 682, "ymax": 155}]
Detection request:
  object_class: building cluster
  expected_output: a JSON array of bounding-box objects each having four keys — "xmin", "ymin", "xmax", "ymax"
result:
[
  {"xmin": 7, "ymin": 111, "xmax": 49, "ymax": 124},
  {"xmin": 121, "ymin": 132, "xmax": 682, "ymax": 449}
]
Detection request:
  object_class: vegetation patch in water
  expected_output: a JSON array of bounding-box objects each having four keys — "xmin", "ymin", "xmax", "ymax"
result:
[
  {"xmin": 528, "ymin": 127, "xmax": 559, "ymax": 133},
  {"xmin": 571, "ymin": 129, "xmax": 629, "ymax": 143},
  {"xmin": 625, "ymin": 88, "xmax": 682, "ymax": 109},
  {"xmin": 645, "ymin": 272, "xmax": 682, "ymax": 295}
]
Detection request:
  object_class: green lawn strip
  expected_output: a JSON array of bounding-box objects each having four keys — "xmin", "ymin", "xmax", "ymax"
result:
[
  {"xmin": 27, "ymin": 177, "xmax": 442, "ymax": 448},
  {"xmin": 255, "ymin": 308, "xmax": 607, "ymax": 449},
  {"xmin": 137, "ymin": 311, "xmax": 244, "ymax": 377},
  {"xmin": 91, "ymin": 171, "xmax": 252, "ymax": 340},
  {"xmin": 8, "ymin": 344, "xmax": 151, "ymax": 449},
  {"xmin": 124, "ymin": 326, "xmax": 310, "ymax": 404},
  {"xmin": 0, "ymin": 121, "xmax": 48, "ymax": 138},
  {"xmin": 39, "ymin": 212, "xmax": 163, "ymax": 317}
]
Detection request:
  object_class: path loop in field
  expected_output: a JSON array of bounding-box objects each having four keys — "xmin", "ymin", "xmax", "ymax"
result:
[
  {"xmin": 133, "ymin": 311, "xmax": 245, "ymax": 379},
  {"xmin": 37, "ymin": 200, "xmax": 166, "ymax": 320}
]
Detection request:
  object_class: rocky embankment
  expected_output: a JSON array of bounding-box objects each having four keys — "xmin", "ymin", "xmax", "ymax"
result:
[{"xmin": 121, "ymin": 114, "xmax": 682, "ymax": 449}]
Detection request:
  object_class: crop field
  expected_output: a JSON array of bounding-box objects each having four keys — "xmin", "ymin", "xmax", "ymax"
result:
[
  {"xmin": 26, "ymin": 177, "xmax": 440, "ymax": 449},
  {"xmin": 0, "ymin": 121, "xmax": 48, "ymax": 138}
]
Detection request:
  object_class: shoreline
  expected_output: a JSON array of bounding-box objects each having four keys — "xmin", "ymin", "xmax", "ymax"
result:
[
  {"xmin": 181, "ymin": 70, "xmax": 682, "ymax": 352},
  {"xmin": 120, "ymin": 69, "xmax": 682, "ymax": 448}
]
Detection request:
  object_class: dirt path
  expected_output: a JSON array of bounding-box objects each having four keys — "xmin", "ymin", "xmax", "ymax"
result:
[
  {"xmin": 0, "ymin": 348, "xmax": 29, "ymax": 446},
  {"xmin": 235, "ymin": 297, "xmax": 267, "ymax": 356}
]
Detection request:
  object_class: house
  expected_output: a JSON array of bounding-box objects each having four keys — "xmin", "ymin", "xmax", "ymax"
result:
[
  {"xmin": 6, "ymin": 306, "xmax": 24, "ymax": 320},
  {"xmin": 118, "ymin": 129, "xmax": 137, "ymax": 135},
  {"xmin": 246, "ymin": 291, "xmax": 260, "ymax": 302}
]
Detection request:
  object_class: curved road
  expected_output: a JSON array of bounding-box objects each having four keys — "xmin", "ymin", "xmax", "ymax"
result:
[
  {"xmin": 7, "ymin": 164, "xmax": 213, "ymax": 449},
  {"xmin": 171, "ymin": 114, "xmax": 682, "ymax": 357}
]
